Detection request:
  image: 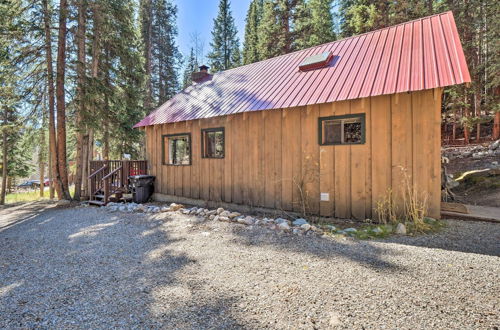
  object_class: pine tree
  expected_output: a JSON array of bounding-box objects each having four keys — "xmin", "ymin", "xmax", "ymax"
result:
[
  {"xmin": 257, "ymin": 0, "xmax": 282, "ymax": 59},
  {"xmin": 152, "ymin": 0, "xmax": 180, "ymax": 104},
  {"xmin": 295, "ymin": 0, "xmax": 335, "ymax": 49},
  {"xmin": 243, "ymin": 0, "xmax": 263, "ymax": 64},
  {"xmin": 207, "ymin": 0, "xmax": 241, "ymax": 72},
  {"xmin": 182, "ymin": 48, "xmax": 198, "ymax": 88}
]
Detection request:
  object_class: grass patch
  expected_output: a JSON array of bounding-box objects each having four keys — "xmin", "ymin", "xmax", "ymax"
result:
[
  {"xmin": 4, "ymin": 186, "xmax": 75, "ymax": 204},
  {"xmin": 5, "ymin": 190, "xmax": 48, "ymax": 204}
]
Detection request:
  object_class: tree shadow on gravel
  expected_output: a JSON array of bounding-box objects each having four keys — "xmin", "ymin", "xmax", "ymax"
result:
[
  {"xmin": 0, "ymin": 207, "xmax": 244, "ymax": 328},
  {"xmin": 228, "ymin": 226, "xmax": 407, "ymax": 273},
  {"xmin": 377, "ymin": 220, "xmax": 500, "ymax": 257}
]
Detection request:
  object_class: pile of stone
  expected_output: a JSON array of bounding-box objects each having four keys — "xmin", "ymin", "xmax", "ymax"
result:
[
  {"xmin": 442, "ymin": 139, "xmax": 500, "ymax": 161},
  {"xmin": 104, "ymin": 202, "xmax": 412, "ymax": 237},
  {"xmin": 105, "ymin": 202, "xmax": 183, "ymax": 213},
  {"xmin": 181, "ymin": 206, "xmax": 325, "ymax": 236}
]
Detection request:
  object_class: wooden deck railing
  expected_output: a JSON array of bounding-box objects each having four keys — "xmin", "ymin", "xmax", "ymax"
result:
[{"xmin": 89, "ymin": 160, "xmax": 147, "ymax": 204}]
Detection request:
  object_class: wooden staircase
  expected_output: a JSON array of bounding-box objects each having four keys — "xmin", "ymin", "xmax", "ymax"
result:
[{"xmin": 88, "ymin": 160, "xmax": 147, "ymax": 206}]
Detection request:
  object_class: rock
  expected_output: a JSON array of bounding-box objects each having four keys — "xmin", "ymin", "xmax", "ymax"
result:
[
  {"xmin": 228, "ymin": 212, "xmax": 241, "ymax": 218},
  {"xmin": 292, "ymin": 228, "xmax": 303, "ymax": 235},
  {"xmin": 56, "ymin": 199, "xmax": 71, "ymax": 206},
  {"xmin": 492, "ymin": 161, "xmax": 499, "ymax": 166},
  {"xmin": 216, "ymin": 207, "xmax": 224, "ymax": 215},
  {"xmin": 219, "ymin": 211, "xmax": 231, "ymax": 217},
  {"xmin": 181, "ymin": 209, "xmax": 190, "ymax": 215},
  {"xmin": 395, "ymin": 223, "xmax": 407, "ymax": 235},
  {"xmin": 371, "ymin": 227, "xmax": 383, "ymax": 234},
  {"xmin": 489, "ymin": 139, "xmax": 500, "ymax": 150},
  {"xmin": 206, "ymin": 209, "xmax": 217, "ymax": 216},
  {"xmin": 160, "ymin": 207, "xmax": 170, "ymax": 212},
  {"xmin": 254, "ymin": 220, "xmax": 263, "ymax": 226},
  {"xmin": 344, "ymin": 227, "xmax": 357, "ymax": 233},
  {"xmin": 311, "ymin": 226, "xmax": 323, "ymax": 234},
  {"xmin": 209, "ymin": 214, "xmax": 216, "ymax": 220},
  {"xmin": 119, "ymin": 206, "xmax": 127, "ymax": 212},
  {"xmin": 275, "ymin": 218, "xmax": 289, "ymax": 225},
  {"xmin": 326, "ymin": 225, "xmax": 337, "ymax": 232},
  {"xmin": 213, "ymin": 215, "xmax": 219, "ymax": 222},
  {"xmin": 152, "ymin": 207, "xmax": 161, "ymax": 213},
  {"xmin": 277, "ymin": 222, "xmax": 291, "ymax": 231},
  {"xmin": 169, "ymin": 203, "xmax": 183, "ymax": 211},
  {"xmin": 292, "ymin": 218, "xmax": 308, "ymax": 226},
  {"xmin": 218, "ymin": 216, "xmax": 230, "ymax": 222},
  {"xmin": 301, "ymin": 224, "xmax": 312, "ymax": 231},
  {"xmin": 237, "ymin": 216, "xmax": 255, "ymax": 225}
]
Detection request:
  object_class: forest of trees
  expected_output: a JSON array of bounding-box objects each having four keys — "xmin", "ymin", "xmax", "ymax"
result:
[{"xmin": 0, "ymin": 0, "xmax": 498, "ymax": 203}]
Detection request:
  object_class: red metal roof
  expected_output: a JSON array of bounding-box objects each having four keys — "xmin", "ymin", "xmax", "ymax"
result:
[{"xmin": 135, "ymin": 11, "xmax": 470, "ymax": 128}]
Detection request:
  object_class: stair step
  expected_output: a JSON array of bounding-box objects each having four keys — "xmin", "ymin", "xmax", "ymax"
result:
[
  {"xmin": 94, "ymin": 194, "xmax": 105, "ymax": 200},
  {"xmin": 89, "ymin": 200, "xmax": 106, "ymax": 206}
]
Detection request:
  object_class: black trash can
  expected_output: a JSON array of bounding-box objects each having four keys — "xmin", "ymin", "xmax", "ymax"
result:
[{"xmin": 129, "ymin": 175, "xmax": 155, "ymax": 203}]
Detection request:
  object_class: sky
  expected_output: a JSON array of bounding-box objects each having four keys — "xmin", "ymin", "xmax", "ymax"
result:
[{"xmin": 175, "ymin": 0, "xmax": 252, "ymax": 64}]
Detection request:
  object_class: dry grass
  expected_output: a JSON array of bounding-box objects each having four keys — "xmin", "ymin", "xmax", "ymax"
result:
[{"xmin": 375, "ymin": 167, "xmax": 431, "ymax": 233}]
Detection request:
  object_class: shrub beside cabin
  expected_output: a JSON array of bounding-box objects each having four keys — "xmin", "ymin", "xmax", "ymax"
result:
[{"xmin": 135, "ymin": 12, "xmax": 470, "ymax": 220}]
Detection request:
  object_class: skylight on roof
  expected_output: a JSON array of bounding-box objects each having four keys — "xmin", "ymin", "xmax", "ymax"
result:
[{"xmin": 299, "ymin": 51, "xmax": 333, "ymax": 71}]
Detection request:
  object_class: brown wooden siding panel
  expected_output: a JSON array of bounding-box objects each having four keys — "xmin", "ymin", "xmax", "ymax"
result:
[{"xmin": 146, "ymin": 90, "xmax": 440, "ymax": 220}]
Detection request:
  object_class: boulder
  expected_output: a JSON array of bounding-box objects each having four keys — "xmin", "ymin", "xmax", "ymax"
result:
[
  {"xmin": 218, "ymin": 216, "xmax": 230, "ymax": 222},
  {"xmin": 216, "ymin": 207, "xmax": 224, "ymax": 215},
  {"xmin": 209, "ymin": 214, "xmax": 216, "ymax": 220},
  {"xmin": 371, "ymin": 227, "xmax": 383, "ymax": 234},
  {"xmin": 228, "ymin": 212, "xmax": 241, "ymax": 218},
  {"xmin": 395, "ymin": 223, "xmax": 406, "ymax": 235},
  {"xmin": 292, "ymin": 228, "xmax": 303, "ymax": 235},
  {"xmin": 292, "ymin": 218, "xmax": 308, "ymax": 226},
  {"xmin": 206, "ymin": 209, "xmax": 217, "ymax": 216}
]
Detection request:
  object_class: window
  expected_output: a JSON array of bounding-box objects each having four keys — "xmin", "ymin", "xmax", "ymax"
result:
[
  {"xmin": 163, "ymin": 134, "xmax": 191, "ymax": 165},
  {"xmin": 201, "ymin": 127, "xmax": 224, "ymax": 158},
  {"xmin": 318, "ymin": 114, "xmax": 365, "ymax": 145}
]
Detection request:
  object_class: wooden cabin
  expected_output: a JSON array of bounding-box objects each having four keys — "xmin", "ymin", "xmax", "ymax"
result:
[{"xmin": 135, "ymin": 12, "xmax": 470, "ymax": 220}]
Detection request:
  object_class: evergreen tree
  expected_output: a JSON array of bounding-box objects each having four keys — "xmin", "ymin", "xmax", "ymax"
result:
[
  {"xmin": 182, "ymin": 47, "xmax": 198, "ymax": 88},
  {"xmin": 257, "ymin": 0, "xmax": 283, "ymax": 59},
  {"xmin": 207, "ymin": 0, "xmax": 241, "ymax": 72},
  {"xmin": 151, "ymin": 0, "xmax": 180, "ymax": 104},
  {"xmin": 295, "ymin": 0, "xmax": 335, "ymax": 49},
  {"xmin": 243, "ymin": 0, "xmax": 263, "ymax": 64}
]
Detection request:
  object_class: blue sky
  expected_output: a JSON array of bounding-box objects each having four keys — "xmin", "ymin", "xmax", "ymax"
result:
[{"xmin": 175, "ymin": 0, "xmax": 251, "ymax": 63}]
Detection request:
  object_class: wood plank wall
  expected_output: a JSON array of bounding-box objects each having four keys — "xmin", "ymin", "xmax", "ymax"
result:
[{"xmin": 144, "ymin": 89, "xmax": 442, "ymax": 219}]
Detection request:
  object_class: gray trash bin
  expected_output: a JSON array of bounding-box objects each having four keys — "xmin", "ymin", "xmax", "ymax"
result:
[{"xmin": 129, "ymin": 175, "xmax": 155, "ymax": 203}]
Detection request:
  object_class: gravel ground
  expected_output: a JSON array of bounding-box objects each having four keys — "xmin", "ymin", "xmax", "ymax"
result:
[{"xmin": 0, "ymin": 203, "xmax": 499, "ymax": 329}]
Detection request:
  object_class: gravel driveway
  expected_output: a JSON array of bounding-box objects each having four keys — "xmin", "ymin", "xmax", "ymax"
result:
[{"xmin": 1, "ymin": 202, "xmax": 499, "ymax": 329}]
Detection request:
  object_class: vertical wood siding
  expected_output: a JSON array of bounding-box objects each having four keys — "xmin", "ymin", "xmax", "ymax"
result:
[{"xmin": 145, "ymin": 89, "xmax": 442, "ymax": 219}]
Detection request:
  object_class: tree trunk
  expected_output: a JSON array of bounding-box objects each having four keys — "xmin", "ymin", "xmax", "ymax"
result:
[
  {"xmin": 494, "ymin": 111, "xmax": 500, "ymax": 140},
  {"xmin": 39, "ymin": 127, "xmax": 46, "ymax": 198},
  {"xmin": 56, "ymin": 0, "xmax": 71, "ymax": 200},
  {"xmin": 74, "ymin": 0, "xmax": 87, "ymax": 201},
  {"xmin": 43, "ymin": 0, "xmax": 63, "ymax": 199},
  {"xmin": 0, "ymin": 109, "xmax": 7, "ymax": 205}
]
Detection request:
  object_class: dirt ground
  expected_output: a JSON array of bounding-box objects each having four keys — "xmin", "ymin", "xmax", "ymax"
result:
[
  {"xmin": 1, "ymin": 202, "xmax": 499, "ymax": 329},
  {"xmin": 445, "ymin": 153, "xmax": 500, "ymax": 207}
]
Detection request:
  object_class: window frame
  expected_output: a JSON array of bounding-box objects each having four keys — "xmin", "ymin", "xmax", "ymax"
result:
[
  {"xmin": 318, "ymin": 113, "xmax": 366, "ymax": 146},
  {"xmin": 162, "ymin": 133, "xmax": 192, "ymax": 166},
  {"xmin": 201, "ymin": 127, "xmax": 225, "ymax": 159}
]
